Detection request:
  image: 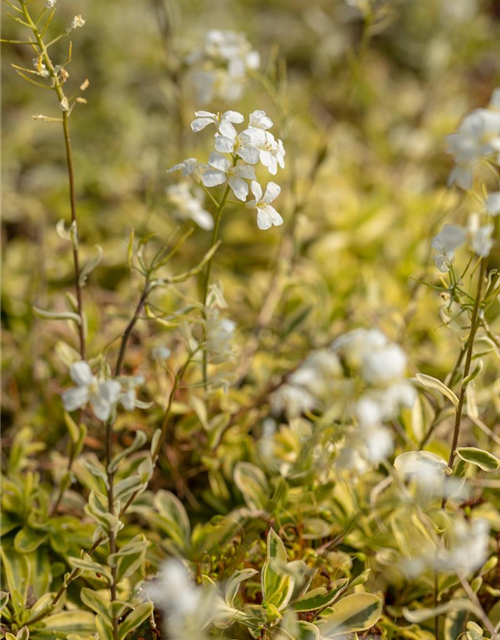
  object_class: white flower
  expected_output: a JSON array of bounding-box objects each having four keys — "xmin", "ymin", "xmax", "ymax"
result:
[
  {"xmin": 447, "ymin": 108, "xmax": 500, "ymax": 189},
  {"xmin": 214, "ymin": 127, "xmax": 260, "ymax": 164},
  {"xmin": 146, "ymin": 559, "xmax": 211, "ymax": 640},
  {"xmin": 202, "ymin": 152, "xmax": 255, "ymax": 201},
  {"xmin": 166, "ymin": 158, "xmax": 206, "ymax": 181},
  {"xmin": 118, "ymin": 375, "xmax": 151, "ymax": 411},
  {"xmin": 67, "ymin": 15, "xmax": 85, "ymax": 33},
  {"xmin": 467, "ymin": 214, "xmax": 494, "ymax": 258},
  {"xmin": 32, "ymin": 58, "xmax": 50, "ymax": 78},
  {"xmin": 190, "ymin": 110, "xmax": 244, "ymax": 137},
  {"xmin": 245, "ymin": 181, "xmax": 283, "ymax": 230},
  {"xmin": 166, "ymin": 182, "xmax": 214, "ymax": 230},
  {"xmin": 250, "ymin": 129, "xmax": 286, "ymax": 175},
  {"xmin": 437, "ymin": 519, "xmax": 489, "ymax": 574},
  {"xmin": 485, "ymin": 191, "xmax": 500, "ymax": 216},
  {"xmin": 431, "ymin": 224, "xmax": 467, "ymax": 272},
  {"xmin": 45, "ymin": 0, "xmax": 57, "ymax": 8},
  {"xmin": 361, "ymin": 343, "xmax": 407, "ymax": 384},
  {"xmin": 152, "ymin": 344, "xmax": 171, "ymax": 362},
  {"xmin": 62, "ymin": 361, "xmax": 121, "ymax": 421},
  {"xmin": 206, "ymin": 310, "xmax": 236, "ymax": 364},
  {"xmin": 248, "ymin": 109, "xmax": 273, "ymax": 130},
  {"xmin": 364, "ymin": 426, "xmax": 394, "ymax": 464}
]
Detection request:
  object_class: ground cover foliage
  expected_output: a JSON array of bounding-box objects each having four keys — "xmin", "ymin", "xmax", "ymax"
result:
[{"xmin": 2, "ymin": 1, "xmax": 500, "ymax": 639}]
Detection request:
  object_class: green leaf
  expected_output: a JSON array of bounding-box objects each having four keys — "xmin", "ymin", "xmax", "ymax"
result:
[
  {"xmin": 69, "ymin": 556, "xmax": 113, "ymax": 585},
  {"xmin": 415, "ymin": 373, "xmax": 459, "ymax": 407},
  {"xmin": 292, "ymin": 580, "xmax": 349, "ymax": 612},
  {"xmin": 456, "ymin": 447, "xmax": 500, "ymax": 472},
  {"xmin": 394, "ymin": 451, "xmax": 448, "ymax": 474},
  {"xmin": 154, "ymin": 490, "xmax": 191, "ymax": 550},
  {"xmin": 117, "ymin": 602, "xmax": 153, "ymax": 640},
  {"xmin": 225, "ymin": 568, "xmax": 258, "ymax": 607},
  {"xmin": 403, "ymin": 599, "xmax": 481, "ymax": 623},
  {"xmin": 108, "ymin": 535, "xmax": 148, "ymax": 583},
  {"xmin": 0, "ymin": 591, "xmax": 9, "ymax": 612},
  {"xmin": 41, "ymin": 611, "xmax": 96, "ymax": 636},
  {"xmin": 108, "ymin": 431, "xmax": 148, "ymax": 473},
  {"xmin": 81, "ymin": 588, "xmax": 112, "ymax": 622},
  {"xmin": 0, "ymin": 547, "xmax": 30, "ymax": 604},
  {"xmin": 318, "ymin": 593, "xmax": 382, "ymax": 637},
  {"xmin": 234, "ymin": 462, "xmax": 270, "ymax": 511},
  {"xmin": 14, "ymin": 527, "xmax": 48, "ymax": 554},
  {"xmin": 262, "ymin": 530, "xmax": 294, "ymax": 612}
]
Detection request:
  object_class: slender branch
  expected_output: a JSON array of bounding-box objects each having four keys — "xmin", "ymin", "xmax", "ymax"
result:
[
  {"xmin": 442, "ymin": 259, "xmax": 487, "ymax": 507},
  {"xmin": 115, "ymin": 278, "xmax": 151, "ymax": 376},
  {"xmin": 201, "ymin": 184, "xmax": 231, "ymax": 388},
  {"xmin": 105, "ymin": 421, "xmax": 119, "ymax": 640}
]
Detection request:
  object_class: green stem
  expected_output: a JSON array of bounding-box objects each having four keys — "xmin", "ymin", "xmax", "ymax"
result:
[
  {"xmin": 442, "ymin": 258, "xmax": 487, "ymax": 507},
  {"xmin": 105, "ymin": 421, "xmax": 119, "ymax": 640},
  {"xmin": 201, "ymin": 184, "xmax": 231, "ymax": 388}
]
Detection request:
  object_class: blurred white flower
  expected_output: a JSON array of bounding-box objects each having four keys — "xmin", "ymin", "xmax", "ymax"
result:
[
  {"xmin": 166, "ymin": 182, "xmax": 214, "ymax": 230},
  {"xmin": 191, "ymin": 110, "xmax": 244, "ymax": 137},
  {"xmin": 447, "ymin": 100, "xmax": 500, "ymax": 190},
  {"xmin": 45, "ymin": 0, "xmax": 57, "ymax": 7},
  {"xmin": 245, "ymin": 181, "xmax": 283, "ymax": 230},
  {"xmin": 206, "ymin": 310, "xmax": 236, "ymax": 364},
  {"xmin": 431, "ymin": 224, "xmax": 467, "ymax": 272},
  {"xmin": 62, "ymin": 361, "xmax": 121, "ymax": 421},
  {"xmin": 146, "ymin": 559, "xmax": 211, "ymax": 640},
  {"xmin": 118, "ymin": 375, "xmax": 152, "ymax": 411},
  {"xmin": 67, "ymin": 15, "xmax": 85, "ymax": 33},
  {"xmin": 249, "ymin": 109, "xmax": 274, "ymax": 130},
  {"xmin": 187, "ymin": 30, "xmax": 259, "ymax": 103},
  {"xmin": 485, "ymin": 191, "xmax": 500, "ymax": 216},
  {"xmin": 167, "ymin": 158, "xmax": 206, "ymax": 181},
  {"xmin": 467, "ymin": 214, "xmax": 494, "ymax": 258},
  {"xmin": 153, "ymin": 344, "xmax": 171, "ymax": 362},
  {"xmin": 202, "ymin": 152, "xmax": 256, "ymax": 201},
  {"xmin": 32, "ymin": 58, "xmax": 50, "ymax": 78}
]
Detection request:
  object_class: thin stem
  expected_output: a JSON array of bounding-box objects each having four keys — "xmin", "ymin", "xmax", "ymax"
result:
[
  {"xmin": 20, "ymin": 1, "xmax": 86, "ymax": 360},
  {"xmin": 105, "ymin": 421, "xmax": 119, "ymax": 640},
  {"xmin": 442, "ymin": 259, "xmax": 487, "ymax": 507},
  {"xmin": 201, "ymin": 184, "xmax": 231, "ymax": 388},
  {"xmin": 115, "ymin": 278, "xmax": 150, "ymax": 376}
]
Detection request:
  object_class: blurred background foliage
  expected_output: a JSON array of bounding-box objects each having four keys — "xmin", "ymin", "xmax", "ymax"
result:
[{"xmin": 2, "ymin": 0, "xmax": 500, "ymax": 496}]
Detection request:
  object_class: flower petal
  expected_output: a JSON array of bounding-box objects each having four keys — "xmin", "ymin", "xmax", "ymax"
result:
[
  {"xmin": 62, "ymin": 385, "xmax": 90, "ymax": 412},
  {"xmin": 208, "ymin": 152, "xmax": 231, "ymax": 172},
  {"xmin": 228, "ymin": 177, "xmax": 249, "ymax": 201},
  {"xmin": 191, "ymin": 117, "xmax": 214, "ymax": 132},
  {"xmin": 70, "ymin": 361, "xmax": 94, "ymax": 386},
  {"xmin": 262, "ymin": 182, "xmax": 281, "ymax": 204},
  {"xmin": 250, "ymin": 180, "xmax": 263, "ymax": 201},
  {"xmin": 214, "ymin": 135, "xmax": 235, "ymax": 154},
  {"xmin": 202, "ymin": 169, "xmax": 227, "ymax": 187},
  {"xmin": 262, "ymin": 204, "xmax": 283, "ymax": 227}
]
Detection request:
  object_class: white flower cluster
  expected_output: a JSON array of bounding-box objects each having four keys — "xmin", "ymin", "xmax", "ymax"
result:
[
  {"xmin": 403, "ymin": 518, "xmax": 489, "ymax": 577},
  {"xmin": 187, "ymin": 30, "xmax": 260, "ymax": 104},
  {"xmin": 168, "ymin": 110, "xmax": 285, "ymax": 230},
  {"xmin": 166, "ymin": 182, "xmax": 214, "ymax": 230},
  {"xmin": 61, "ymin": 361, "xmax": 149, "ymax": 421},
  {"xmin": 67, "ymin": 15, "xmax": 85, "ymax": 33},
  {"xmin": 274, "ymin": 329, "xmax": 415, "ymax": 468},
  {"xmin": 447, "ymin": 88, "xmax": 500, "ymax": 190}
]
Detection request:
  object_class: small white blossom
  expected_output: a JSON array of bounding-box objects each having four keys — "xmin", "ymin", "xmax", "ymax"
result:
[
  {"xmin": 250, "ymin": 129, "xmax": 286, "ymax": 175},
  {"xmin": 191, "ymin": 110, "xmax": 244, "ymax": 137},
  {"xmin": 167, "ymin": 158, "xmax": 206, "ymax": 180},
  {"xmin": 447, "ymin": 103, "xmax": 500, "ymax": 190},
  {"xmin": 32, "ymin": 58, "xmax": 50, "ymax": 78},
  {"xmin": 118, "ymin": 375, "xmax": 151, "ymax": 411},
  {"xmin": 245, "ymin": 181, "xmax": 283, "ymax": 230},
  {"xmin": 202, "ymin": 152, "xmax": 256, "ymax": 201},
  {"xmin": 248, "ymin": 109, "xmax": 274, "ymax": 130},
  {"xmin": 467, "ymin": 215, "xmax": 494, "ymax": 258},
  {"xmin": 166, "ymin": 182, "xmax": 214, "ymax": 230},
  {"xmin": 214, "ymin": 127, "xmax": 260, "ymax": 164},
  {"xmin": 45, "ymin": 0, "xmax": 57, "ymax": 7},
  {"xmin": 206, "ymin": 309, "xmax": 236, "ymax": 363},
  {"xmin": 62, "ymin": 361, "xmax": 121, "ymax": 421},
  {"xmin": 431, "ymin": 224, "xmax": 467, "ymax": 272},
  {"xmin": 67, "ymin": 15, "xmax": 85, "ymax": 33}
]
